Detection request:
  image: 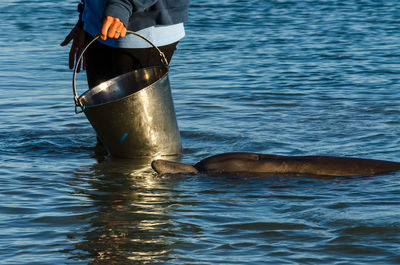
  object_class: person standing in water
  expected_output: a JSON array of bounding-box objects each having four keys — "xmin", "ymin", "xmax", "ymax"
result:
[{"xmin": 61, "ymin": 0, "xmax": 190, "ymax": 88}]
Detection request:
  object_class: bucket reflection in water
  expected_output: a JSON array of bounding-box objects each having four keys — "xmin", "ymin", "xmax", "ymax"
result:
[{"xmin": 67, "ymin": 157, "xmax": 181, "ymax": 263}]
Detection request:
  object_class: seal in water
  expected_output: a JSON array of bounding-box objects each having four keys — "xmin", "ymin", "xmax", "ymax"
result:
[{"xmin": 151, "ymin": 152, "xmax": 400, "ymax": 176}]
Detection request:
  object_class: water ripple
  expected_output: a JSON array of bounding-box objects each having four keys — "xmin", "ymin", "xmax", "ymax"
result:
[{"xmin": 1, "ymin": 0, "xmax": 400, "ymax": 264}]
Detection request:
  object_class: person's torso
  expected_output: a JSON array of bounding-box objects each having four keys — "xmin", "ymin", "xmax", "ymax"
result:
[{"xmin": 82, "ymin": 0, "xmax": 185, "ymax": 48}]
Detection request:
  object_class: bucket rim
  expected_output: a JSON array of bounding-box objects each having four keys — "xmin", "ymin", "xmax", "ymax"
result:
[
  {"xmin": 78, "ymin": 66, "xmax": 169, "ymax": 109},
  {"xmin": 73, "ymin": 31, "xmax": 170, "ymax": 114}
]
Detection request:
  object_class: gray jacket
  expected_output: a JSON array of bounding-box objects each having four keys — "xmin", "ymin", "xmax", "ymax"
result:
[{"xmin": 79, "ymin": 0, "xmax": 189, "ymax": 31}]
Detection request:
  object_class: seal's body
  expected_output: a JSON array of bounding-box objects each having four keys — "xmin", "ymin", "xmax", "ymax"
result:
[{"xmin": 151, "ymin": 152, "xmax": 400, "ymax": 177}]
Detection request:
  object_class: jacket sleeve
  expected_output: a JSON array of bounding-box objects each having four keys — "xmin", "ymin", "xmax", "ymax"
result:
[{"xmin": 104, "ymin": 0, "xmax": 159, "ymax": 27}]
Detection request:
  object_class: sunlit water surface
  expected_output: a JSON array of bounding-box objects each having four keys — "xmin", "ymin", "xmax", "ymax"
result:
[{"xmin": 1, "ymin": 0, "xmax": 400, "ymax": 264}]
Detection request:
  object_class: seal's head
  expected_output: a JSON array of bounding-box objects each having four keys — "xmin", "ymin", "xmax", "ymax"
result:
[{"xmin": 151, "ymin": 160, "xmax": 199, "ymax": 174}]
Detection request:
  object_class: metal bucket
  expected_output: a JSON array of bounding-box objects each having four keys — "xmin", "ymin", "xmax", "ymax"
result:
[{"xmin": 72, "ymin": 31, "xmax": 182, "ymax": 158}]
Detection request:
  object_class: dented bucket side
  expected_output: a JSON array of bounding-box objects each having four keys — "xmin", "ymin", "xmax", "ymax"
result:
[
  {"xmin": 82, "ymin": 72, "xmax": 182, "ymax": 158},
  {"xmin": 73, "ymin": 31, "xmax": 183, "ymax": 158}
]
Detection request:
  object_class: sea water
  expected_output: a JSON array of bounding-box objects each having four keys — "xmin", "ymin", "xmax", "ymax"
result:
[{"xmin": 0, "ymin": 0, "xmax": 399, "ymax": 264}]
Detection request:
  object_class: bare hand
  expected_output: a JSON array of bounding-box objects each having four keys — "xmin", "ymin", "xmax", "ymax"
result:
[
  {"xmin": 60, "ymin": 25, "xmax": 86, "ymax": 72},
  {"xmin": 100, "ymin": 16, "xmax": 127, "ymax": 40}
]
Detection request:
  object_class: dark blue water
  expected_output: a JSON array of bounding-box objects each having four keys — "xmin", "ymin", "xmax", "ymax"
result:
[{"xmin": 1, "ymin": 0, "xmax": 400, "ymax": 264}]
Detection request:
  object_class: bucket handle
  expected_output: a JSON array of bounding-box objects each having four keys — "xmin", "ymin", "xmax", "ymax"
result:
[{"xmin": 72, "ymin": 30, "xmax": 170, "ymax": 113}]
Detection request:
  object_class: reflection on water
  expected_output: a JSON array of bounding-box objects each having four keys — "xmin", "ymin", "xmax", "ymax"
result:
[
  {"xmin": 66, "ymin": 155, "xmax": 180, "ymax": 264},
  {"xmin": 1, "ymin": 0, "xmax": 400, "ymax": 264}
]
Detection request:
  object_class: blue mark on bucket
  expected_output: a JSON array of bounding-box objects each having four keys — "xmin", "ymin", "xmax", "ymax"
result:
[{"xmin": 119, "ymin": 132, "xmax": 128, "ymax": 143}]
